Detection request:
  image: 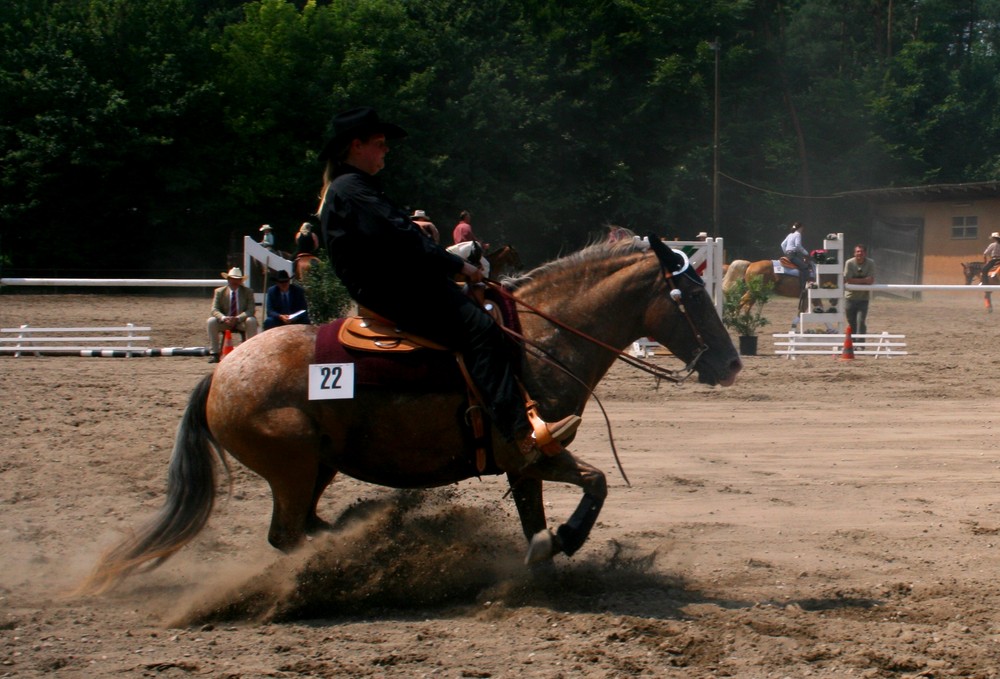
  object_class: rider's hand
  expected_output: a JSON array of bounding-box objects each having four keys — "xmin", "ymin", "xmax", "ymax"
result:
[{"xmin": 461, "ymin": 262, "xmax": 484, "ymax": 284}]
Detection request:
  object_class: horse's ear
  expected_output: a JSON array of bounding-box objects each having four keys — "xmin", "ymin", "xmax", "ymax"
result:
[{"xmin": 646, "ymin": 233, "xmax": 679, "ymax": 269}]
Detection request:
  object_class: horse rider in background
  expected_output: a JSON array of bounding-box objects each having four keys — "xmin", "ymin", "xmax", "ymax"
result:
[
  {"xmin": 982, "ymin": 231, "xmax": 1000, "ymax": 285},
  {"xmin": 780, "ymin": 221, "xmax": 812, "ymax": 295}
]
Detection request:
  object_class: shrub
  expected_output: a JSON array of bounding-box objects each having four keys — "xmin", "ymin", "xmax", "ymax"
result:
[{"xmin": 302, "ymin": 250, "xmax": 353, "ymax": 324}]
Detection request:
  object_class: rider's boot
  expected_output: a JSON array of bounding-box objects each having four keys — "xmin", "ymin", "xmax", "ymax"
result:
[{"xmin": 516, "ymin": 414, "xmax": 582, "ymax": 465}]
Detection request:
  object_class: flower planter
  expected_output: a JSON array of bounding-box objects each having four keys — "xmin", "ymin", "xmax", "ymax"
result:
[{"xmin": 738, "ymin": 335, "xmax": 758, "ymax": 356}]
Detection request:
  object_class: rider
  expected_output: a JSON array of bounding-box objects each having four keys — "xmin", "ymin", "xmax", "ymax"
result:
[
  {"xmin": 316, "ymin": 106, "xmax": 581, "ymax": 461},
  {"xmin": 780, "ymin": 221, "xmax": 811, "ymax": 295},
  {"xmin": 982, "ymin": 232, "xmax": 1000, "ymax": 285},
  {"xmin": 295, "ymin": 222, "xmax": 319, "ymax": 257}
]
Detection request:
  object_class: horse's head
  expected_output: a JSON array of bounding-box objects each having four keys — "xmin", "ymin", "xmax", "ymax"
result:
[
  {"xmin": 488, "ymin": 245, "xmax": 523, "ymax": 277},
  {"xmin": 645, "ymin": 234, "xmax": 741, "ymax": 387},
  {"xmin": 962, "ymin": 261, "xmax": 983, "ymax": 285}
]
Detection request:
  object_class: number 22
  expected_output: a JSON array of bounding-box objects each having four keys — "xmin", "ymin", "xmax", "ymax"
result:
[{"xmin": 320, "ymin": 366, "xmax": 342, "ymax": 389}]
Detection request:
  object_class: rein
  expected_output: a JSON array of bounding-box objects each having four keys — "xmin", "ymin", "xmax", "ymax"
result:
[{"xmin": 486, "ymin": 265, "xmax": 707, "ymax": 386}]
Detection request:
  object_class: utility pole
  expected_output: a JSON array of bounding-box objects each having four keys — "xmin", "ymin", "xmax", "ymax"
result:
[{"xmin": 711, "ymin": 37, "xmax": 720, "ymax": 239}]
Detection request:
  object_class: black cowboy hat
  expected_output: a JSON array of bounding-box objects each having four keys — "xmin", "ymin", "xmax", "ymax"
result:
[
  {"xmin": 274, "ymin": 269, "xmax": 291, "ymax": 282},
  {"xmin": 318, "ymin": 107, "xmax": 408, "ymax": 162}
]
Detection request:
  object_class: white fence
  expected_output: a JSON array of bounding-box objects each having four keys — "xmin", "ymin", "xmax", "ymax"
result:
[{"xmin": 773, "ymin": 331, "xmax": 907, "ymax": 359}]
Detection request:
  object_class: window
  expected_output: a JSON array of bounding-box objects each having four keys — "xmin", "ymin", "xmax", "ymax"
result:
[{"xmin": 952, "ymin": 215, "xmax": 978, "ymax": 239}]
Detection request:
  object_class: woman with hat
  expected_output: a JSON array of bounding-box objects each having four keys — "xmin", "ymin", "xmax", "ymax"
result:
[
  {"xmin": 316, "ymin": 106, "xmax": 580, "ymax": 461},
  {"xmin": 206, "ymin": 267, "xmax": 258, "ymax": 362},
  {"xmin": 982, "ymin": 232, "xmax": 1000, "ymax": 285}
]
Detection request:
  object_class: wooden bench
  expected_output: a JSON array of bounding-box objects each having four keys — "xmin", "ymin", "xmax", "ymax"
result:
[
  {"xmin": 772, "ymin": 331, "xmax": 907, "ymax": 359},
  {"xmin": 0, "ymin": 324, "xmax": 152, "ymax": 357}
]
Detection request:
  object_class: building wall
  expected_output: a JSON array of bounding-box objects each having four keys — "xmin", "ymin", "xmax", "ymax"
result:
[{"xmin": 875, "ymin": 198, "xmax": 1000, "ymax": 284}]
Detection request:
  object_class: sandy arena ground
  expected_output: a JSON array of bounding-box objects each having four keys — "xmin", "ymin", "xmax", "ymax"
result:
[{"xmin": 3, "ymin": 290, "xmax": 1000, "ymax": 678}]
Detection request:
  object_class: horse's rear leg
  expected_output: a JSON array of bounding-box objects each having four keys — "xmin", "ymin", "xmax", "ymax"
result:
[
  {"xmin": 986, "ymin": 291, "xmax": 993, "ymax": 313},
  {"xmin": 519, "ymin": 453, "xmax": 607, "ymax": 565},
  {"xmin": 305, "ymin": 462, "xmax": 338, "ymax": 533}
]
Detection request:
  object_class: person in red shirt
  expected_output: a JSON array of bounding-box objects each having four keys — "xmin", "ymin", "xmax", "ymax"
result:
[{"xmin": 452, "ymin": 210, "xmax": 483, "ymax": 246}]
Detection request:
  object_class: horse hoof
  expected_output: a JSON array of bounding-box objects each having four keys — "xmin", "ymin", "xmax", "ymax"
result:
[{"xmin": 525, "ymin": 529, "xmax": 556, "ymax": 565}]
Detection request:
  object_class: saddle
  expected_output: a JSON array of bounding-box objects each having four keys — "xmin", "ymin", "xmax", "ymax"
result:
[
  {"xmin": 778, "ymin": 256, "xmax": 801, "ymax": 271},
  {"xmin": 325, "ymin": 293, "xmax": 559, "ymax": 472},
  {"xmin": 338, "ymin": 310, "xmax": 448, "ymax": 353}
]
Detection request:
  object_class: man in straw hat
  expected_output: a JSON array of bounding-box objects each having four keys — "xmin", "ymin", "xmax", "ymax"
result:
[
  {"xmin": 206, "ymin": 266, "xmax": 258, "ymax": 363},
  {"xmin": 410, "ymin": 209, "xmax": 440, "ymax": 244},
  {"xmin": 315, "ymin": 106, "xmax": 580, "ymax": 461},
  {"xmin": 259, "ymin": 224, "xmax": 275, "ymax": 251}
]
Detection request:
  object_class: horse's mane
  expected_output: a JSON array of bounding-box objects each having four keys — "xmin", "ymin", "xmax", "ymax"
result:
[{"xmin": 503, "ymin": 228, "xmax": 649, "ymax": 291}]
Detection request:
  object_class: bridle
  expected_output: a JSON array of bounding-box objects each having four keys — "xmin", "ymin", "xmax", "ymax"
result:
[
  {"xmin": 487, "ymin": 243, "xmax": 710, "ymax": 386},
  {"xmin": 485, "ymin": 240, "xmax": 714, "ymax": 486}
]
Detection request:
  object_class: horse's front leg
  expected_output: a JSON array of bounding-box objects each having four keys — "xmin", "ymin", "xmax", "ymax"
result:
[
  {"xmin": 518, "ymin": 452, "xmax": 607, "ymax": 565},
  {"xmin": 986, "ymin": 290, "xmax": 993, "ymax": 313},
  {"xmin": 506, "ymin": 471, "xmax": 546, "ymax": 542}
]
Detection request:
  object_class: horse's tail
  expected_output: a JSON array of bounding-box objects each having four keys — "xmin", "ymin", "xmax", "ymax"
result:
[
  {"xmin": 76, "ymin": 373, "xmax": 225, "ymax": 595},
  {"xmin": 722, "ymin": 259, "xmax": 750, "ymax": 292}
]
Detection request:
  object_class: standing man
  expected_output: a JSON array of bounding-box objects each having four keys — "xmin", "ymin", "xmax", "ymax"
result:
[
  {"xmin": 264, "ymin": 269, "xmax": 310, "ymax": 330},
  {"xmin": 316, "ymin": 106, "xmax": 580, "ymax": 461},
  {"xmin": 206, "ymin": 266, "xmax": 258, "ymax": 362},
  {"xmin": 843, "ymin": 244, "xmax": 875, "ymax": 335}
]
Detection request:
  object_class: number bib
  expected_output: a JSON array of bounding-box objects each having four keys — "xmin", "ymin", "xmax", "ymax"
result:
[{"xmin": 308, "ymin": 363, "xmax": 355, "ymax": 400}]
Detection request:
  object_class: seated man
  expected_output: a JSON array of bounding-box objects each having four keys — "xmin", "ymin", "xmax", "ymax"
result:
[
  {"xmin": 264, "ymin": 269, "xmax": 310, "ymax": 330},
  {"xmin": 206, "ymin": 267, "xmax": 258, "ymax": 362}
]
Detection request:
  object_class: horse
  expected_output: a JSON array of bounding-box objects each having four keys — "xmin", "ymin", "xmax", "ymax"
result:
[
  {"xmin": 962, "ymin": 261, "xmax": 984, "ymax": 285},
  {"xmin": 81, "ymin": 234, "xmax": 741, "ymax": 593},
  {"xmin": 294, "ymin": 253, "xmax": 319, "ymax": 281},
  {"xmin": 722, "ymin": 259, "xmax": 820, "ymax": 313},
  {"xmin": 981, "ymin": 263, "xmax": 1000, "ymax": 313},
  {"xmin": 486, "ymin": 244, "xmax": 523, "ymax": 277}
]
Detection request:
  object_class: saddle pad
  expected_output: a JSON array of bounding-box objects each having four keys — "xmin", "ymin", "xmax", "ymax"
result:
[
  {"xmin": 316, "ymin": 319, "xmax": 464, "ymax": 391},
  {"xmin": 772, "ymin": 260, "xmax": 803, "ymax": 277}
]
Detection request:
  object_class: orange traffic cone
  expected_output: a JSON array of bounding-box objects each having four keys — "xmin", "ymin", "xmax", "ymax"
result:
[
  {"xmin": 221, "ymin": 329, "xmax": 235, "ymax": 359},
  {"xmin": 840, "ymin": 325, "xmax": 855, "ymax": 360}
]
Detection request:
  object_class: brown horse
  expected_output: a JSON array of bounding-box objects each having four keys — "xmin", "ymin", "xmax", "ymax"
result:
[
  {"xmin": 81, "ymin": 235, "xmax": 741, "ymax": 593},
  {"xmin": 962, "ymin": 261, "xmax": 984, "ymax": 285},
  {"xmin": 722, "ymin": 259, "xmax": 817, "ymax": 313},
  {"xmin": 486, "ymin": 244, "xmax": 523, "ymax": 277},
  {"xmin": 981, "ymin": 263, "xmax": 1000, "ymax": 313},
  {"xmin": 294, "ymin": 253, "xmax": 319, "ymax": 281}
]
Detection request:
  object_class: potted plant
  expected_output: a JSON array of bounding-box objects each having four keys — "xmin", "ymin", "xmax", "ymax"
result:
[{"xmin": 722, "ymin": 277, "xmax": 774, "ymax": 356}]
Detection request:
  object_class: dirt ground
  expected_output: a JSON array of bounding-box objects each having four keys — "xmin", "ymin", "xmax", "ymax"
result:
[{"xmin": 3, "ymin": 289, "xmax": 1000, "ymax": 678}]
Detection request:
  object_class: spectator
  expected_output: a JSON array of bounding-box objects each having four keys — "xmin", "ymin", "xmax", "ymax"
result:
[
  {"xmin": 843, "ymin": 244, "xmax": 875, "ymax": 335},
  {"xmin": 264, "ymin": 269, "xmax": 310, "ymax": 330},
  {"xmin": 410, "ymin": 209, "xmax": 440, "ymax": 244},
  {"xmin": 259, "ymin": 224, "xmax": 275, "ymax": 250},
  {"xmin": 207, "ymin": 267, "xmax": 258, "ymax": 363}
]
